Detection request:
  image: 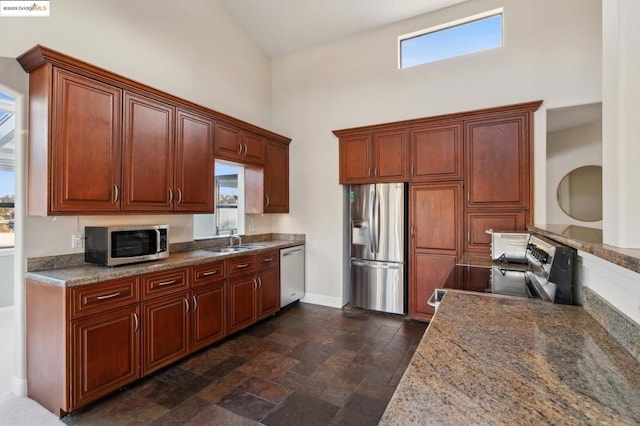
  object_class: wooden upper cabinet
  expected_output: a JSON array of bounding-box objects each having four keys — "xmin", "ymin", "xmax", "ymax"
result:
[
  {"xmin": 122, "ymin": 92, "xmax": 175, "ymax": 212},
  {"xmin": 339, "ymin": 135, "xmax": 373, "ymax": 184},
  {"xmin": 465, "ymin": 114, "xmax": 530, "ymax": 209},
  {"xmin": 174, "ymin": 108, "xmax": 215, "ymax": 212},
  {"xmin": 214, "ymin": 122, "xmax": 265, "ymax": 165},
  {"xmin": 411, "ymin": 122, "xmax": 462, "ymax": 182},
  {"xmin": 374, "ymin": 130, "xmax": 409, "ymax": 182},
  {"xmin": 49, "ymin": 68, "xmax": 122, "ymax": 214},
  {"xmin": 17, "ymin": 45, "xmax": 290, "ymax": 216},
  {"xmin": 264, "ymin": 140, "xmax": 289, "ymax": 213},
  {"xmin": 338, "ymin": 131, "xmax": 408, "ymax": 184}
]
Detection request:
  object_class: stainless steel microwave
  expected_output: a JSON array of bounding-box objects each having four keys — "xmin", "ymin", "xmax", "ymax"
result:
[{"xmin": 85, "ymin": 225, "xmax": 169, "ymax": 266}]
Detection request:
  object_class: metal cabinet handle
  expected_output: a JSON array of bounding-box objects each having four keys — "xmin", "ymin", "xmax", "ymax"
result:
[
  {"xmin": 374, "ymin": 167, "xmax": 377, "ymax": 176},
  {"xmin": 202, "ymin": 270, "xmax": 218, "ymax": 276},
  {"xmin": 168, "ymin": 188, "xmax": 174, "ymax": 204},
  {"xmin": 133, "ymin": 313, "xmax": 139, "ymax": 332},
  {"xmin": 253, "ymin": 277, "xmax": 257, "ymax": 290},
  {"xmin": 367, "ymin": 167, "xmax": 371, "ymax": 178},
  {"xmin": 158, "ymin": 280, "xmax": 176, "ymax": 286},
  {"xmin": 263, "ymin": 257, "xmax": 274, "ymax": 262},
  {"xmin": 238, "ymin": 143, "xmax": 243, "ymax": 154},
  {"xmin": 411, "ymin": 226, "xmax": 415, "ymax": 237},
  {"xmin": 192, "ymin": 295, "xmax": 198, "ymax": 312},
  {"xmin": 177, "ymin": 189, "xmax": 183, "ymax": 204},
  {"xmin": 97, "ymin": 292, "xmax": 121, "ymax": 300},
  {"xmin": 184, "ymin": 298, "xmax": 190, "ymax": 315},
  {"xmin": 113, "ymin": 184, "xmax": 119, "ymax": 203},
  {"xmin": 283, "ymin": 249, "xmax": 302, "ymax": 256},
  {"xmin": 237, "ymin": 263, "xmax": 249, "ymax": 269},
  {"xmin": 243, "ymin": 144, "xmax": 248, "ymax": 156},
  {"xmin": 258, "ymin": 276, "xmax": 262, "ymax": 288},
  {"xmin": 265, "ymin": 195, "xmax": 270, "ymax": 207}
]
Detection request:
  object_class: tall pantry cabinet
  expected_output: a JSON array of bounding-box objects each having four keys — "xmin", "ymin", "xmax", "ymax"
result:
[{"xmin": 335, "ymin": 101, "xmax": 541, "ymax": 322}]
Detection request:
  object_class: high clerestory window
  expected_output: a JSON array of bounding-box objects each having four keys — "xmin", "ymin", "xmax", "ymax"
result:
[
  {"xmin": 0, "ymin": 91, "xmax": 15, "ymax": 249},
  {"xmin": 399, "ymin": 9, "xmax": 503, "ymax": 69}
]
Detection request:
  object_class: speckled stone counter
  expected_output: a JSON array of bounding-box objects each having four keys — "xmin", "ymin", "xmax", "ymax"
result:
[
  {"xmin": 380, "ymin": 292, "xmax": 640, "ymax": 425},
  {"xmin": 530, "ymin": 224, "xmax": 640, "ymax": 274},
  {"xmin": 26, "ymin": 239, "xmax": 304, "ymax": 287}
]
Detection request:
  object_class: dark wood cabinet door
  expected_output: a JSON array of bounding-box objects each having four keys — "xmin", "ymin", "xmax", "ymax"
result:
[
  {"xmin": 227, "ymin": 274, "xmax": 257, "ymax": 334},
  {"xmin": 264, "ymin": 140, "xmax": 289, "ymax": 213},
  {"xmin": 51, "ymin": 68, "xmax": 122, "ymax": 213},
  {"xmin": 257, "ymin": 268, "xmax": 279, "ymax": 320},
  {"xmin": 243, "ymin": 132, "xmax": 266, "ymax": 165},
  {"xmin": 174, "ymin": 108, "xmax": 215, "ymax": 212},
  {"xmin": 339, "ymin": 135, "xmax": 373, "ymax": 184},
  {"xmin": 465, "ymin": 114, "xmax": 530, "ymax": 209},
  {"xmin": 191, "ymin": 283, "xmax": 226, "ymax": 352},
  {"xmin": 214, "ymin": 122, "xmax": 243, "ymax": 161},
  {"xmin": 410, "ymin": 253, "xmax": 456, "ymax": 321},
  {"xmin": 411, "ymin": 122, "xmax": 462, "ymax": 182},
  {"xmin": 410, "ymin": 182, "xmax": 462, "ymax": 256},
  {"xmin": 71, "ymin": 306, "xmax": 140, "ymax": 410},
  {"xmin": 465, "ymin": 210, "xmax": 526, "ymax": 253},
  {"xmin": 122, "ymin": 92, "xmax": 175, "ymax": 212},
  {"xmin": 374, "ymin": 130, "xmax": 409, "ymax": 182},
  {"xmin": 142, "ymin": 293, "xmax": 190, "ymax": 375}
]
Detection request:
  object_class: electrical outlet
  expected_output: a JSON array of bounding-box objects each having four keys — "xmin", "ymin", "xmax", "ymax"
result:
[{"xmin": 72, "ymin": 233, "xmax": 84, "ymax": 249}]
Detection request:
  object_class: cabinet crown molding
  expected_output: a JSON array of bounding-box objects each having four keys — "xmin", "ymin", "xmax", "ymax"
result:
[{"xmin": 332, "ymin": 100, "xmax": 542, "ymax": 137}]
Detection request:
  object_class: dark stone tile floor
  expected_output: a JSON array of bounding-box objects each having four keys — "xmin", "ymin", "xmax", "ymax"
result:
[{"xmin": 62, "ymin": 302, "xmax": 427, "ymax": 425}]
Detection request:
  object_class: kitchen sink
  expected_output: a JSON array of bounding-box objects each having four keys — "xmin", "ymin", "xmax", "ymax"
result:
[
  {"xmin": 240, "ymin": 243, "xmax": 268, "ymax": 248},
  {"xmin": 208, "ymin": 246, "xmax": 251, "ymax": 253}
]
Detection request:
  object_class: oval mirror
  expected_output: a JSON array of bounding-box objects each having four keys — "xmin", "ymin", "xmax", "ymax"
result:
[{"xmin": 556, "ymin": 165, "xmax": 603, "ymax": 222}]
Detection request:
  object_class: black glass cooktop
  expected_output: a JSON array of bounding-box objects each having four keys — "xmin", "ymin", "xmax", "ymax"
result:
[{"xmin": 443, "ymin": 265, "xmax": 537, "ymax": 299}]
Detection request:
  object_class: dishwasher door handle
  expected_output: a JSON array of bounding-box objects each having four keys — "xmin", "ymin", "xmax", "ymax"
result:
[{"xmin": 283, "ymin": 249, "xmax": 302, "ymax": 257}]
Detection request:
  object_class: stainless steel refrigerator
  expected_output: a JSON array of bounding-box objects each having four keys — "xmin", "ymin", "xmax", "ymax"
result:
[{"xmin": 350, "ymin": 183, "xmax": 406, "ymax": 314}]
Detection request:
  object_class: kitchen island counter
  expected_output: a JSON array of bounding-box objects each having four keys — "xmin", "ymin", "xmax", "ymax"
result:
[{"xmin": 380, "ymin": 291, "xmax": 640, "ymax": 425}]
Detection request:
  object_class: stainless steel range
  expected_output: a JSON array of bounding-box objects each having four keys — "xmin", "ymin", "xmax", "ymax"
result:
[{"xmin": 430, "ymin": 234, "xmax": 576, "ymax": 309}]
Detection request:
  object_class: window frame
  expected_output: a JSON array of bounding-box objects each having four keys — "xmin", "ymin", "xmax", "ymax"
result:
[{"xmin": 398, "ymin": 8, "xmax": 504, "ymax": 69}]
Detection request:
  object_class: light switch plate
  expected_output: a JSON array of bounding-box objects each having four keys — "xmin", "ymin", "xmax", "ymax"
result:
[{"xmin": 72, "ymin": 233, "xmax": 84, "ymax": 249}]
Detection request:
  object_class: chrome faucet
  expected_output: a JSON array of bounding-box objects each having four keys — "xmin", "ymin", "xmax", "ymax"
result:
[{"xmin": 230, "ymin": 229, "xmax": 242, "ymax": 247}]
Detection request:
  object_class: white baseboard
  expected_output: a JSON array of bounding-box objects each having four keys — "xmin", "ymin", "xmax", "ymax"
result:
[
  {"xmin": 11, "ymin": 376, "xmax": 27, "ymax": 397},
  {"xmin": 300, "ymin": 293, "xmax": 344, "ymax": 309}
]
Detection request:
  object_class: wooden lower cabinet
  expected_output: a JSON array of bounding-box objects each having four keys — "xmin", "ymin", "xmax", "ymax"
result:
[
  {"xmin": 410, "ymin": 253, "xmax": 457, "ymax": 321},
  {"xmin": 227, "ymin": 273, "xmax": 258, "ymax": 334},
  {"xmin": 191, "ymin": 282, "xmax": 226, "ymax": 351},
  {"xmin": 71, "ymin": 306, "xmax": 140, "ymax": 410},
  {"xmin": 257, "ymin": 267, "xmax": 279, "ymax": 319},
  {"xmin": 142, "ymin": 292, "xmax": 190, "ymax": 376}
]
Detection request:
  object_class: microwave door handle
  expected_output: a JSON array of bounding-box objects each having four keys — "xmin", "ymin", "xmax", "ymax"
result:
[{"xmin": 156, "ymin": 229, "xmax": 161, "ymax": 254}]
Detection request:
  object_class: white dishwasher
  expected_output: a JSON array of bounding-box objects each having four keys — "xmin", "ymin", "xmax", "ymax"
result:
[{"xmin": 280, "ymin": 245, "xmax": 305, "ymax": 307}]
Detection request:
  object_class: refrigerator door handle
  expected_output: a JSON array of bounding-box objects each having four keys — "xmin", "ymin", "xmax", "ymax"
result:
[
  {"xmin": 352, "ymin": 260, "xmax": 401, "ymax": 270},
  {"xmin": 375, "ymin": 188, "xmax": 381, "ymax": 254},
  {"xmin": 367, "ymin": 188, "xmax": 377, "ymax": 255}
]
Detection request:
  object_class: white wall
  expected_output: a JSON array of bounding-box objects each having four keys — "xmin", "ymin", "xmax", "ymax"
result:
[
  {"xmin": 0, "ymin": 0, "xmax": 274, "ymax": 258},
  {"xmin": 271, "ymin": 0, "xmax": 602, "ymax": 304},
  {"xmin": 547, "ymin": 121, "xmax": 602, "ymax": 227}
]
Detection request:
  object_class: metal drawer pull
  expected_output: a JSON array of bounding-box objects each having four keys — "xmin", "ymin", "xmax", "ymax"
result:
[
  {"xmin": 263, "ymin": 258, "xmax": 274, "ymax": 262},
  {"xmin": 158, "ymin": 280, "xmax": 177, "ymax": 286},
  {"xmin": 133, "ymin": 313, "xmax": 139, "ymax": 332},
  {"xmin": 96, "ymin": 292, "xmax": 121, "ymax": 300},
  {"xmin": 184, "ymin": 298, "xmax": 190, "ymax": 315},
  {"xmin": 237, "ymin": 263, "xmax": 249, "ymax": 269},
  {"xmin": 202, "ymin": 271, "xmax": 218, "ymax": 276},
  {"xmin": 192, "ymin": 296, "xmax": 198, "ymax": 312}
]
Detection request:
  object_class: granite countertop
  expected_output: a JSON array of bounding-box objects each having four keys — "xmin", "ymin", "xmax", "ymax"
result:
[
  {"xmin": 530, "ymin": 224, "xmax": 640, "ymax": 274},
  {"xmin": 26, "ymin": 240, "xmax": 304, "ymax": 287},
  {"xmin": 380, "ymin": 291, "xmax": 640, "ymax": 425}
]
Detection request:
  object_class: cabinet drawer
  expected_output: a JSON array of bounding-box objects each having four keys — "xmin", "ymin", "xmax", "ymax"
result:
[
  {"xmin": 192, "ymin": 261, "xmax": 226, "ymax": 287},
  {"xmin": 69, "ymin": 276, "xmax": 140, "ymax": 320},
  {"xmin": 142, "ymin": 267, "xmax": 189, "ymax": 300},
  {"xmin": 227, "ymin": 255, "xmax": 256, "ymax": 277},
  {"xmin": 256, "ymin": 251, "xmax": 278, "ymax": 270}
]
